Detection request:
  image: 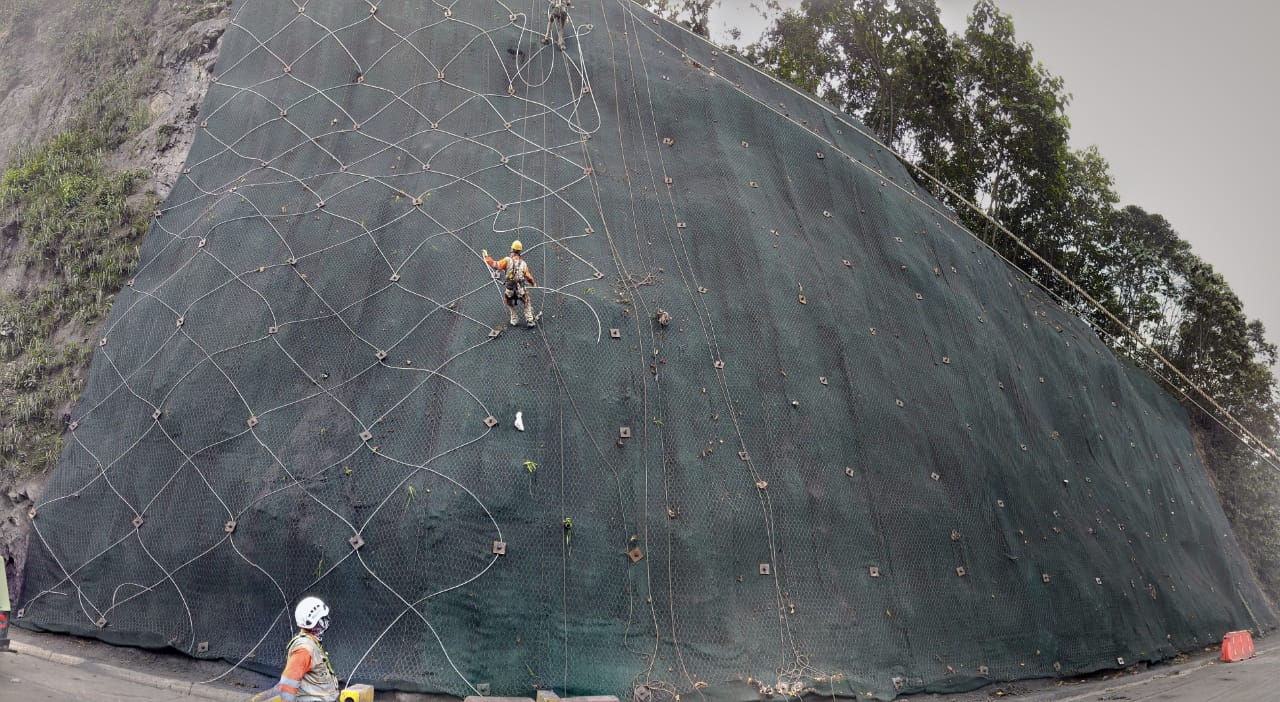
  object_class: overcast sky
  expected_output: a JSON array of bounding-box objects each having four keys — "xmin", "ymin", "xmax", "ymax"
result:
[{"xmin": 710, "ymin": 0, "xmax": 1280, "ymax": 358}]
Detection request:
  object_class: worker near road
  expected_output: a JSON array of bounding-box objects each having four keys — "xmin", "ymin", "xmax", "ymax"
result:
[
  {"xmin": 484, "ymin": 240, "xmax": 537, "ymax": 328},
  {"xmin": 276, "ymin": 596, "xmax": 339, "ymax": 702}
]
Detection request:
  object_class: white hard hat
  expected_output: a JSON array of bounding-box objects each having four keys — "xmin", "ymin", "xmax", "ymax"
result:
[{"xmin": 294, "ymin": 596, "xmax": 329, "ymax": 629}]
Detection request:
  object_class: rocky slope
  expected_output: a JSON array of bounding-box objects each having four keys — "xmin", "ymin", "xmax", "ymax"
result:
[{"xmin": 0, "ymin": 0, "xmax": 229, "ymax": 600}]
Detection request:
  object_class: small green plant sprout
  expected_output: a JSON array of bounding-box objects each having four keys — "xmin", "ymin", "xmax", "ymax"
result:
[
  {"xmin": 523, "ymin": 459, "xmax": 538, "ymax": 495},
  {"xmin": 343, "ymin": 465, "xmax": 352, "ymax": 475}
]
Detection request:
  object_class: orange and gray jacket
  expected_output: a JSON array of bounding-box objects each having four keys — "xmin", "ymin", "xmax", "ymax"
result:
[
  {"xmin": 485, "ymin": 253, "xmax": 536, "ymax": 287},
  {"xmin": 277, "ymin": 631, "xmax": 339, "ymax": 702}
]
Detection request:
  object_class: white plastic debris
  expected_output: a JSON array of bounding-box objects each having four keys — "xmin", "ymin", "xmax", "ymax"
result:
[{"xmin": 514, "ymin": 411, "xmax": 525, "ymax": 431}]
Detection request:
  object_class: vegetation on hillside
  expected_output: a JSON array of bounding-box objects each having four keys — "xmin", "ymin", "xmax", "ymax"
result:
[
  {"xmin": 0, "ymin": 0, "xmax": 170, "ymax": 480},
  {"xmin": 642, "ymin": 0, "xmax": 1280, "ymax": 598}
]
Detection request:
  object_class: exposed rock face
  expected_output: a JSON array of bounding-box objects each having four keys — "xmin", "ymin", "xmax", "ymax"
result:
[{"xmin": 0, "ymin": 4, "xmax": 79, "ymax": 166}]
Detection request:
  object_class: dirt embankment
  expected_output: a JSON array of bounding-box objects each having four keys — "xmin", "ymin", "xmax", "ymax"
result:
[{"xmin": 0, "ymin": 0, "xmax": 230, "ymax": 601}]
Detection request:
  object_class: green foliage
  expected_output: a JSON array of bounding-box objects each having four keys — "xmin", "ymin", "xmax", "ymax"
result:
[
  {"xmin": 0, "ymin": 0, "xmax": 166, "ymax": 481},
  {"xmin": 0, "ymin": 126, "xmax": 152, "ymax": 479},
  {"xmin": 0, "ymin": 0, "xmax": 237, "ymax": 483},
  {"xmin": 752, "ymin": 0, "xmax": 960, "ymax": 160},
  {"xmin": 66, "ymin": 0, "xmax": 161, "ymax": 77},
  {"xmin": 635, "ymin": 0, "xmax": 719, "ymax": 37}
]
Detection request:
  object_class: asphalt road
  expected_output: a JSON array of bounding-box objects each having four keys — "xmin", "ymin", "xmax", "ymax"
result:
[
  {"xmin": 0, "ymin": 649, "xmax": 196, "ymax": 701},
  {"xmin": 1031, "ymin": 647, "xmax": 1280, "ymax": 702},
  {"xmin": 2, "ymin": 632, "xmax": 1277, "ymax": 702}
]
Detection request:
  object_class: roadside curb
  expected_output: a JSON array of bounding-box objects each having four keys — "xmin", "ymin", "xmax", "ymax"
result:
[{"xmin": 10, "ymin": 640, "xmax": 249, "ymax": 701}]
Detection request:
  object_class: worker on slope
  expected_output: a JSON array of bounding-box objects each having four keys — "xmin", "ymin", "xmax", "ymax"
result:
[
  {"xmin": 484, "ymin": 240, "xmax": 538, "ymax": 328},
  {"xmin": 276, "ymin": 596, "xmax": 339, "ymax": 702},
  {"xmin": 542, "ymin": 0, "xmax": 572, "ymax": 51}
]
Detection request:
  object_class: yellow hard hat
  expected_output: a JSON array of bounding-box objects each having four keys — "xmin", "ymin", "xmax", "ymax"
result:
[{"xmin": 510, "ymin": 240, "xmax": 523, "ymax": 252}]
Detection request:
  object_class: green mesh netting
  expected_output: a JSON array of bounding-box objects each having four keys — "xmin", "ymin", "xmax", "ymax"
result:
[{"xmin": 17, "ymin": 1, "xmax": 1275, "ymax": 699}]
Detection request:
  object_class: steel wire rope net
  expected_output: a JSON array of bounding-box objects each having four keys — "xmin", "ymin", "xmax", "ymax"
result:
[{"xmin": 16, "ymin": 1, "xmax": 1276, "ymax": 700}]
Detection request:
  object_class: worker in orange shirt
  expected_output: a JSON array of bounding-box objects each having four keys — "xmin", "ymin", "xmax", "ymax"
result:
[
  {"xmin": 483, "ymin": 240, "xmax": 537, "ymax": 328},
  {"xmin": 276, "ymin": 596, "xmax": 339, "ymax": 702}
]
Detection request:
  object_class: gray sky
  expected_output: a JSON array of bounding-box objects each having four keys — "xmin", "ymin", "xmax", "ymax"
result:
[{"xmin": 710, "ymin": 1, "xmax": 1280, "ymax": 358}]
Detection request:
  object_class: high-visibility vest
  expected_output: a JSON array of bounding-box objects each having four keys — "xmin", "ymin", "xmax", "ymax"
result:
[
  {"xmin": 287, "ymin": 632, "xmax": 339, "ymax": 702},
  {"xmin": 504, "ymin": 256, "xmax": 529, "ymax": 283}
]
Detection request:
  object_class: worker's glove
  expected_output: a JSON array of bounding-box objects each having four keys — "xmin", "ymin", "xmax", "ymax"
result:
[{"xmin": 481, "ymin": 249, "xmax": 488, "ymax": 257}]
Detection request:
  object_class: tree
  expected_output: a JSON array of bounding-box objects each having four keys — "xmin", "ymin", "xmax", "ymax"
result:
[
  {"xmin": 750, "ymin": 0, "xmax": 1075, "ymax": 284},
  {"xmin": 637, "ymin": 0, "xmax": 720, "ymax": 37},
  {"xmin": 749, "ymin": 0, "xmax": 959, "ymax": 162},
  {"xmin": 1091, "ymin": 205, "xmax": 1189, "ymax": 354}
]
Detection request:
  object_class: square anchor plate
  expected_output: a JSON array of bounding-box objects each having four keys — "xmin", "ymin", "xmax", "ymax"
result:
[
  {"xmin": 360, "ymin": 430, "xmax": 373, "ymax": 442},
  {"xmin": 628, "ymin": 547, "xmax": 644, "ymax": 563},
  {"xmin": 483, "ymin": 416, "xmax": 498, "ymax": 428},
  {"xmin": 618, "ymin": 427, "xmax": 632, "ymax": 438},
  {"xmin": 197, "ymin": 641, "xmax": 210, "ymax": 653},
  {"xmin": 96, "ymin": 617, "xmax": 108, "ymax": 629},
  {"xmin": 868, "ymin": 566, "xmax": 880, "ymax": 577},
  {"xmin": 492, "ymin": 541, "xmax": 507, "ymax": 555},
  {"xmin": 225, "ymin": 520, "xmax": 237, "ymax": 533},
  {"xmin": 132, "ymin": 514, "xmax": 145, "ymax": 529},
  {"xmin": 609, "ymin": 328, "xmax": 622, "ymax": 339},
  {"xmin": 758, "ymin": 563, "xmax": 771, "ymax": 575},
  {"xmin": 844, "ymin": 467, "xmax": 855, "ymax": 477},
  {"xmin": 349, "ymin": 534, "xmax": 365, "ymax": 550}
]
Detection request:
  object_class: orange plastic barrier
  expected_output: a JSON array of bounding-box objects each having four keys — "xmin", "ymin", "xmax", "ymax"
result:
[{"xmin": 1220, "ymin": 630, "xmax": 1256, "ymax": 662}]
